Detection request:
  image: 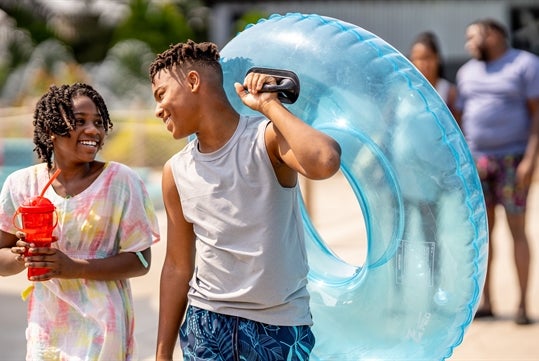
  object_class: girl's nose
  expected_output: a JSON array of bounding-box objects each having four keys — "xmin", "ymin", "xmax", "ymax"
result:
[{"xmin": 81, "ymin": 121, "xmax": 102, "ymax": 135}]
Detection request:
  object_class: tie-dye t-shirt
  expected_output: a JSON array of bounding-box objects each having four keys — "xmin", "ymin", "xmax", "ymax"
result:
[{"xmin": 0, "ymin": 161, "xmax": 160, "ymax": 361}]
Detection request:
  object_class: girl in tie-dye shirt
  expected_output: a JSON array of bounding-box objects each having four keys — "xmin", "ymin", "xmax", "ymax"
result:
[{"xmin": 0, "ymin": 83, "xmax": 160, "ymax": 360}]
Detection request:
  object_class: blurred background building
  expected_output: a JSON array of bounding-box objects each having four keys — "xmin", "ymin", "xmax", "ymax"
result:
[{"xmin": 1, "ymin": 0, "xmax": 538, "ymax": 193}]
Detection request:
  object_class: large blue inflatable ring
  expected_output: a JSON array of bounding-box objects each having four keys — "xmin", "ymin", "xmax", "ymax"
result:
[{"xmin": 220, "ymin": 13, "xmax": 488, "ymax": 361}]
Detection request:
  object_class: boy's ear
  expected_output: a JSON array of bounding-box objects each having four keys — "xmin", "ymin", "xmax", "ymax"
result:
[{"xmin": 186, "ymin": 70, "xmax": 200, "ymax": 91}]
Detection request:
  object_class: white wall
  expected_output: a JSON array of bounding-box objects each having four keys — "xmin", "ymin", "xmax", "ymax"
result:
[{"xmin": 210, "ymin": 0, "xmax": 538, "ymax": 62}]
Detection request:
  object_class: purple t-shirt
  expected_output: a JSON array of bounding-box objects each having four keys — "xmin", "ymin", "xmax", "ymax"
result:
[{"xmin": 456, "ymin": 48, "xmax": 539, "ymax": 156}]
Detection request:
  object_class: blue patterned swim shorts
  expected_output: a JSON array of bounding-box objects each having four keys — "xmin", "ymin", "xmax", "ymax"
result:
[{"xmin": 179, "ymin": 305, "xmax": 315, "ymax": 361}]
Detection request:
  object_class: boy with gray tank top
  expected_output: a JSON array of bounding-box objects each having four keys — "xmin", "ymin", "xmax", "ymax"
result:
[{"xmin": 149, "ymin": 40, "xmax": 342, "ymax": 360}]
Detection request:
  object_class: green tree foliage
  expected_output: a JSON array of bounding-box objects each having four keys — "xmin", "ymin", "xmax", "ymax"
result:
[
  {"xmin": 0, "ymin": 0, "xmax": 209, "ymax": 104},
  {"xmin": 234, "ymin": 10, "xmax": 269, "ymax": 34},
  {"xmin": 0, "ymin": 0, "xmax": 54, "ymax": 44},
  {"xmin": 113, "ymin": 0, "xmax": 198, "ymax": 55},
  {"xmin": 0, "ymin": 0, "xmax": 115, "ymax": 63},
  {"xmin": 0, "ymin": 0, "xmax": 50, "ymax": 88},
  {"xmin": 1, "ymin": 0, "xmax": 209, "ymax": 64}
]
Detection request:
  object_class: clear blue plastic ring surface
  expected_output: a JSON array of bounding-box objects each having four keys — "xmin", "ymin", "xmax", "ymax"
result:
[{"xmin": 220, "ymin": 13, "xmax": 488, "ymax": 361}]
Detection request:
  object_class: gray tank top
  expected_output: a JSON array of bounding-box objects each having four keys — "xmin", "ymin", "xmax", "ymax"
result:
[{"xmin": 170, "ymin": 115, "xmax": 312, "ymax": 326}]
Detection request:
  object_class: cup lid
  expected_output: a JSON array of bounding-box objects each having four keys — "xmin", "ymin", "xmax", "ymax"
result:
[{"xmin": 19, "ymin": 196, "xmax": 56, "ymax": 212}]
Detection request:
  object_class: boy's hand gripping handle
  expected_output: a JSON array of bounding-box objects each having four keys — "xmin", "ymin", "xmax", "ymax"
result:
[{"xmin": 246, "ymin": 67, "xmax": 300, "ymax": 104}]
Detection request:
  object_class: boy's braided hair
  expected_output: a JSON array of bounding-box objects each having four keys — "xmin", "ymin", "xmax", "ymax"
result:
[
  {"xmin": 33, "ymin": 82, "xmax": 112, "ymax": 169},
  {"xmin": 149, "ymin": 39, "xmax": 221, "ymax": 82}
]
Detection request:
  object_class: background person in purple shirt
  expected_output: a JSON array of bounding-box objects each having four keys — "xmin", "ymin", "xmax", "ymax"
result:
[{"xmin": 456, "ymin": 18, "xmax": 539, "ymax": 325}]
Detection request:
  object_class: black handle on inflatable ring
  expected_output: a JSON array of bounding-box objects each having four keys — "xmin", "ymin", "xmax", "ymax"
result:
[{"xmin": 246, "ymin": 67, "xmax": 300, "ymax": 104}]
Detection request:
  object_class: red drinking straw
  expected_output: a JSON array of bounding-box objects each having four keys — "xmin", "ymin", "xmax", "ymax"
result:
[{"xmin": 39, "ymin": 168, "xmax": 61, "ymax": 199}]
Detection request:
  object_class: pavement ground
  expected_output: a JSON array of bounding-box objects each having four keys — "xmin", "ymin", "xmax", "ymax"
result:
[{"xmin": 1, "ymin": 171, "xmax": 538, "ymax": 360}]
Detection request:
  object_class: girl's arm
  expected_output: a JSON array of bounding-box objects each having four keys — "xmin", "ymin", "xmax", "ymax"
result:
[
  {"xmin": 0, "ymin": 230, "xmax": 25, "ymax": 276},
  {"xmin": 23, "ymin": 245, "xmax": 151, "ymax": 281}
]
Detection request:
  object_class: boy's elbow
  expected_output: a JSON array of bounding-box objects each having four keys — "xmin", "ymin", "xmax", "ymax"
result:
[
  {"xmin": 315, "ymin": 144, "xmax": 342, "ymax": 179},
  {"xmin": 325, "ymin": 152, "xmax": 342, "ymax": 178},
  {"xmin": 328, "ymin": 141, "xmax": 342, "ymax": 171}
]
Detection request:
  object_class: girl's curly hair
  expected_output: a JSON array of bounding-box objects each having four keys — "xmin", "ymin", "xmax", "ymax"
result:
[
  {"xmin": 149, "ymin": 39, "xmax": 221, "ymax": 83},
  {"xmin": 33, "ymin": 83, "xmax": 113, "ymax": 169}
]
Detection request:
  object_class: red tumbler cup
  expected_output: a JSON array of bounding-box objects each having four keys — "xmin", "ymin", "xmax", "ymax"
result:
[{"xmin": 13, "ymin": 196, "xmax": 57, "ymax": 280}]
